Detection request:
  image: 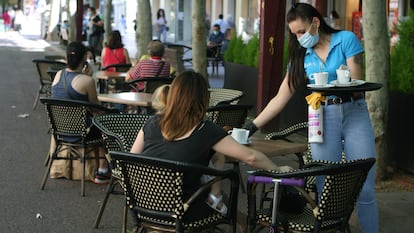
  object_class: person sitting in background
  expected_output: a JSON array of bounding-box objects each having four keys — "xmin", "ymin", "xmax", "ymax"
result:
[
  {"xmin": 207, "ymin": 24, "xmax": 225, "ymax": 58},
  {"xmin": 51, "ymin": 41, "xmax": 110, "ymax": 184},
  {"xmin": 125, "ymin": 40, "xmax": 170, "ymax": 92},
  {"xmin": 130, "ymin": 70, "xmax": 291, "ymax": 231},
  {"xmin": 101, "ymin": 30, "xmax": 131, "ymax": 71}
]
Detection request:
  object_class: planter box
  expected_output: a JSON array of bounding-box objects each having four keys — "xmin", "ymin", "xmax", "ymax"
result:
[
  {"xmin": 223, "ymin": 62, "xmax": 258, "ymax": 115},
  {"xmin": 388, "ymin": 91, "xmax": 414, "ymax": 173}
]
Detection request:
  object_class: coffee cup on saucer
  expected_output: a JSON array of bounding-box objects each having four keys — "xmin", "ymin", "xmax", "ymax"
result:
[
  {"xmin": 336, "ymin": 69, "xmax": 351, "ymax": 84},
  {"xmin": 310, "ymin": 72, "xmax": 328, "ymax": 86}
]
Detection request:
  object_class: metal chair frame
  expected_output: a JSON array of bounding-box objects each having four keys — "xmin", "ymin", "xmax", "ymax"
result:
[
  {"xmin": 92, "ymin": 113, "xmax": 151, "ymax": 232},
  {"xmin": 32, "ymin": 59, "xmax": 66, "ymax": 110},
  {"xmin": 111, "ymin": 151, "xmax": 240, "ymax": 233},
  {"xmin": 40, "ymin": 97, "xmax": 118, "ymax": 196}
]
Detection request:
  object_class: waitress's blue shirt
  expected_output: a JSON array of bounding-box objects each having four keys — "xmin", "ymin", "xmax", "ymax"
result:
[{"xmin": 304, "ymin": 30, "xmax": 364, "ymax": 84}]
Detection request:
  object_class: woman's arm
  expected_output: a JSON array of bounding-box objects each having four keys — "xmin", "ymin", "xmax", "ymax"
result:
[
  {"xmin": 131, "ymin": 129, "xmax": 145, "ymax": 153},
  {"xmin": 213, "ymin": 136, "xmax": 291, "ymax": 172},
  {"xmin": 124, "ymin": 48, "xmax": 131, "ymax": 64},
  {"xmin": 347, "ymin": 52, "xmax": 363, "ymax": 80},
  {"xmin": 253, "ymin": 75, "xmax": 296, "ymax": 128}
]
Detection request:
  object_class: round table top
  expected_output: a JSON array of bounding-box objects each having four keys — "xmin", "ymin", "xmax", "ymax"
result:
[{"xmin": 307, "ymin": 82, "xmax": 382, "ymax": 95}]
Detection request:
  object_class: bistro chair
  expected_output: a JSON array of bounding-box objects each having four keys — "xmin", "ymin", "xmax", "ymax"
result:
[
  {"xmin": 32, "ymin": 59, "xmax": 66, "ymax": 110},
  {"xmin": 39, "ymin": 97, "xmax": 119, "ymax": 196},
  {"xmin": 247, "ymin": 158, "xmax": 376, "ymax": 233},
  {"xmin": 206, "ymin": 103, "xmax": 252, "ymax": 193},
  {"xmin": 128, "ymin": 76, "xmax": 174, "ymax": 94},
  {"xmin": 207, "ymin": 45, "xmax": 223, "ymax": 77},
  {"xmin": 92, "ymin": 113, "xmax": 150, "ymax": 232},
  {"xmin": 110, "ymin": 151, "xmax": 240, "ymax": 233},
  {"xmin": 101, "ymin": 63, "xmax": 132, "ymax": 92},
  {"xmin": 208, "ymin": 88, "xmax": 244, "ymax": 107}
]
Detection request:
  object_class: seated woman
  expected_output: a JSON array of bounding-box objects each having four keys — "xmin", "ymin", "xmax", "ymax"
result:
[
  {"xmin": 130, "ymin": 70, "xmax": 291, "ymax": 230},
  {"xmin": 51, "ymin": 41, "xmax": 110, "ymax": 184},
  {"xmin": 101, "ymin": 30, "xmax": 131, "ymax": 71}
]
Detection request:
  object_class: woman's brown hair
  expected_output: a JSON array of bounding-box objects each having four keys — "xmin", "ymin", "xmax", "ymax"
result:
[{"xmin": 160, "ymin": 70, "xmax": 209, "ymax": 141}]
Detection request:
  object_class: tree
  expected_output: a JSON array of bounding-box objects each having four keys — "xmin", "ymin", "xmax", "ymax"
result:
[
  {"xmin": 135, "ymin": 0, "xmax": 152, "ymax": 59},
  {"xmin": 103, "ymin": 0, "xmax": 112, "ymax": 45},
  {"xmin": 191, "ymin": 0, "xmax": 208, "ymax": 82},
  {"xmin": 362, "ymin": 0, "xmax": 390, "ymax": 180}
]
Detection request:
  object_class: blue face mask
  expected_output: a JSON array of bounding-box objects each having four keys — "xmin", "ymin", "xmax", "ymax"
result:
[
  {"xmin": 298, "ymin": 29, "xmax": 319, "ymax": 49},
  {"xmin": 213, "ymin": 31, "xmax": 219, "ymax": 35}
]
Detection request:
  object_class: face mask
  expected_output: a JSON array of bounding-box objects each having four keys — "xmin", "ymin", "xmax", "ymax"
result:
[
  {"xmin": 298, "ymin": 27, "xmax": 319, "ymax": 48},
  {"xmin": 213, "ymin": 31, "xmax": 219, "ymax": 35}
]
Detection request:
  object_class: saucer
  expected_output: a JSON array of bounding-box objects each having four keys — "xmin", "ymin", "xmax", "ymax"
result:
[
  {"xmin": 330, "ymin": 79, "xmax": 366, "ymax": 87},
  {"xmin": 307, "ymin": 84, "xmax": 335, "ymax": 89},
  {"xmin": 240, "ymin": 139, "xmax": 251, "ymax": 145}
]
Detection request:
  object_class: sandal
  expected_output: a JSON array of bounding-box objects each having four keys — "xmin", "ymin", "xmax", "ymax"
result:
[{"xmin": 206, "ymin": 193, "xmax": 228, "ymax": 215}]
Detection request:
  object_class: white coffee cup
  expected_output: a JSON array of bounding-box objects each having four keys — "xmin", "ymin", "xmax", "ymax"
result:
[
  {"xmin": 310, "ymin": 72, "xmax": 329, "ymax": 86},
  {"xmin": 229, "ymin": 128, "xmax": 249, "ymax": 144},
  {"xmin": 336, "ymin": 69, "xmax": 351, "ymax": 84}
]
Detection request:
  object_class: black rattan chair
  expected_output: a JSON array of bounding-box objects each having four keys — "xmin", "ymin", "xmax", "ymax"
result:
[
  {"xmin": 111, "ymin": 151, "xmax": 240, "ymax": 233},
  {"xmin": 32, "ymin": 59, "xmax": 66, "ymax": 110},
  {"xmin": 127, "ymin": 76, "xmax": 174, "ymax": 93},
  {"xmin": 92, "ymin": 113, "xmax": 151, "ymax": 232},
  {"xmin": 101, "ymin": 64, "xmax": 132, "ymax": 92},
  {"xmin": 247, "ymin": 158, "xmax": 376, "ymax": 233},
  {"xmin": 40, "ymin": 97, "xmax": 118, "ymax": 196}
]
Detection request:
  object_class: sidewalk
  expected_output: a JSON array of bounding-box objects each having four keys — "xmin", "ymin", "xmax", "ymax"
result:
[{"xmin": 0, "ymin": 31, "xmax": 413, "ymax": 233}]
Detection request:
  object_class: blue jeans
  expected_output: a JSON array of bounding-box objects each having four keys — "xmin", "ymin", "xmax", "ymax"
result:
[{"xmin": 311, "ymin": 98, "xmax": 378, "ymax": 233}]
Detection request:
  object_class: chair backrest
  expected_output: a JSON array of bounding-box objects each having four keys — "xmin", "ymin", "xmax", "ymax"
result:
[
  {"xmin": 163, "ymin": 48, "xmax": 185, "ymax": 74},
  {"xmin": 40, "ymin": 97, "xmax": 118, "ymax": 142},
  {"xmin": 206, "ymin": 104, "xmax": 252, "ymax": 129},
  {"xmin": 128, "ymin": 77, "xmax": 174, "ymax": 94},
  {"xmin": 92, "ymin": 113, "xmax": 151, "ymax": 152},
  {"xmin": 252, "ymin": 158, "xmax": 375, "ymax": 225},
  {"xmin": 33, "ymin": 59, "xmax": 66, "ymax": 84},
  {"xmin": 101, "ymin": 63, "xmax": 132, "ymax": 72},
  {"xmin": 208, "ymin": 88, "xmax": 244, "ymax": 106},
  {"xmin": 110, "ymin": 151, "xmax": 239, "ymax": 232}
]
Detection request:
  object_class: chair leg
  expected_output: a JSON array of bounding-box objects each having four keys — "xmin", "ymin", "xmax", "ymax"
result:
[
  {"xmin": 32, "ymin": 91, "xmax": 40, "ymax": 110},
  {"xmin": 40, "ymin": 152, "xmax": 53, "ymax": 190},
  {"xmin": 94, "ymin": 178, "xmax": 115, "ymax": 228},
  {"xmin": 122, "ymin": 204, "xmax": 128, "ymax": 233},
  {"xmin": 81, "ymin": 152, "xmax": 86, "ymax": 197}
]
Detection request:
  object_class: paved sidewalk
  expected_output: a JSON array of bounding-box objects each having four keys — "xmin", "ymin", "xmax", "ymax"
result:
[{"xmin": 0, "ymin": 31, "xmax": 413, "ymax": 233}]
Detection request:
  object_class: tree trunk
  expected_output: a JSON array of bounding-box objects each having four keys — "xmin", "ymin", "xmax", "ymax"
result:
[
  {"xmin": 191, "ymin": 0, "xmax": 208, "ymax": 83},
  {"xmin": 362, "ymin": 0, "xmax": 390, "ymax": 181},
  {"xmin": 135, "ymin": 0, "xmax": 152, "ymax": 60},
  {"xmin": 46, "ymin": 0, "xmax": 60, "ymax": 41},
  {"xmin": 104, "ymin": 0, "xmax": 112, "ymax": 44}
]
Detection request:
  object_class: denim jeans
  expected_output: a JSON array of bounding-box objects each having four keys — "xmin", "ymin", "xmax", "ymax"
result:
[{"xmin": 311, "ymin": 98, "xmax": 378, "ymax": 233}]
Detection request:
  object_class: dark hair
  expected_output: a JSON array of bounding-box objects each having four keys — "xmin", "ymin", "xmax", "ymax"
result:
[
  {"xmin": 218, "ymin": 14, "xmax": 223, "ymax": 20},
  {"xmin": 286, "ymin": 3, "xmax": 340, "ymax": 90},
  {"xmin": 105, "ymin": 30, "xmax": 124, "ymax": 49},
  {"xmin": 160, "ymin": 70, "xmax": 209, "ymax": 141},
  {"xmin": 66, "ymin": 41, "xmax": 86, "ymax": 70},
  {"xmin": 88, "ymin": 6, "xmax": 96, "ymax": 14},
  {"xmin": 157, "ymin": 9, "xmax": 165, "ymax": 19},
  {"xmin": 213, "ymin": 24, "xmax": 221, "ymax": 30}
]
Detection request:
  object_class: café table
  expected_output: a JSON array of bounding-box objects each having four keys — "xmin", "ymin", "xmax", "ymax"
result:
[
  {"xmin": 98, "ymin": 92, "xmax": 152, "ymax": 107},
  {"xmin": 95, "ymin": 71, "xmax": 128, "ymax": 93},
  {"xmin": 228, "ymin": 134, "xmax": 308, "ymax": 193}
]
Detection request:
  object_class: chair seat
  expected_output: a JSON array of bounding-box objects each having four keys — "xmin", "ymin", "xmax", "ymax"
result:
[{"xmin": 256, "ymin": 207, "xmax": 343, "ymax": 232}]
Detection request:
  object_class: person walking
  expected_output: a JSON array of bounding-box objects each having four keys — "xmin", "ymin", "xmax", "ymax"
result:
[
  {"xmin": 155, "ymin": 9, "xmax": 168, "ymax": 42},
  {"xmin": 87, "ymin": 6, "xmax": 104, "ymax": 56},
  {"xmin": 245, "ymin": 3, "xmax": 378, "ymax": 233}
]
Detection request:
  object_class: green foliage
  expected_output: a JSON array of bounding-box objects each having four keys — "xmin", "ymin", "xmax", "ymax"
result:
[
  {"xmin": 391, "ymin": 12, "xmax": 414, "ymax": 94},
  {"xmin": 224, "ymin": 33, "xmax": 259, "ymax": 68}
]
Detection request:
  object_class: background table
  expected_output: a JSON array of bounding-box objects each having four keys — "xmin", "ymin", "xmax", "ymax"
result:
[{"xmin": 98, "ymin": 92, "xmax": 152, "ymax": 107}]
